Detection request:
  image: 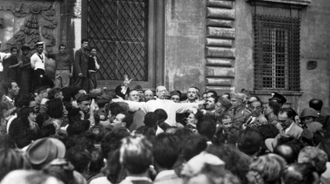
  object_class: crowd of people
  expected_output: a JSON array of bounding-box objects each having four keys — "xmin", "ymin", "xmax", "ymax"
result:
[{"xmin": 0, "ymin": 39, "xmax": 330, "ymax": 184}]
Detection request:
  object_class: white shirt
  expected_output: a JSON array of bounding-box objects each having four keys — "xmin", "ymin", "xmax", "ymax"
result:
[
  {"xmin": 0, "ymin": 52, "xmax": 11, "ymax": 72},
  {"xmin": 30, "ymin": 52, "xmax": 46, "ymax": 70},
  {"xmin": 284, "ymin": 122, "xmax": 295, "ymax": 134},
  {"xmin": 125, "ymin": 99, "xmax": 198, "ymax": 126}
]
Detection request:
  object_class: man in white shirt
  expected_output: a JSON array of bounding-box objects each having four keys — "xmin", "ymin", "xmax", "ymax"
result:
[
  {"xmin": 30, "ymin": 42, "xmax": 53, "ymax": 91},
  {"xmin": 116, "ymin": 86, "xmax": 202, "ymax": 126}
]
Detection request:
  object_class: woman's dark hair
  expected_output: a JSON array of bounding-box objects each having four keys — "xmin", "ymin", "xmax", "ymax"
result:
[
  {"xmin": 268, "ymin": 101, "xmax": 281, "ymax": 116},
  {"xmin": 89, "ymin": 149, "xmax": 104, "ymax": 173},
  {"xmin": 47, "ymin": 99, "xmax": 64, "ymax": 119},
  {"xmin": 66, "ymin": 146, "xmax": 91, "ymax": 173}
]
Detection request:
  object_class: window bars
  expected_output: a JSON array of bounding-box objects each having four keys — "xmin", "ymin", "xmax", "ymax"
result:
[
  {"xmin": 253, "ymin": 14, "xmax": 300, "ymax": 91},
  {"xmin": 87, "ymin": 0, "xmax": 149, "ymax": 81}
]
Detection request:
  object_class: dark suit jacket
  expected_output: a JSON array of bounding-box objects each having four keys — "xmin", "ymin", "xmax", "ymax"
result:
[{"xmin": 74, "ymin": 48, "xmax": 89, "ymax": 77}]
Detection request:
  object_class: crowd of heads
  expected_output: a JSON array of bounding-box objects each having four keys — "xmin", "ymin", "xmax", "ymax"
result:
[{"xmin": 0, "ymin": 80, "xmax": 330, "ymax": 184}]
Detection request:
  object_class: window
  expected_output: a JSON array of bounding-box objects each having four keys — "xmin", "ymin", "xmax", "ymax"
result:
[
  {"xmin": 253, "ymin": 14, "xmax": 300, "ymax": 91},
  {"xmin": 83, "ymin": 0, "xmax": 164, "ymax": 88},
  {"xmin": 87, "ymin": 0, "xmax": 148, "ymax": 81}
]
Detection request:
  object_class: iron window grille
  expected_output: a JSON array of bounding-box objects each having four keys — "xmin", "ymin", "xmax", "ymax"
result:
[
  {"xmin": 87, "ymin": 0, "xmax": 149, "ymax": 81},
  {"xmin": 253, "ymin": 14, "xmax": 300, "ymax": 91}
]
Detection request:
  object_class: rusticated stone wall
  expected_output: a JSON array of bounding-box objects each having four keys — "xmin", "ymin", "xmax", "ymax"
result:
[{"xmin": 205, "ymin": 0, "xmax": 236, "ymax": 94}]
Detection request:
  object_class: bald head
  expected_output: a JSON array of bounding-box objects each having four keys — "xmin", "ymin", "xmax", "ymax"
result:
[{"xmin": 274, "ymin": 144, "xmax": 295, "ymax": 164}]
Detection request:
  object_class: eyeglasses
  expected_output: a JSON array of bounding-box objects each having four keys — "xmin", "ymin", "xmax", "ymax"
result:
[{"xmin": 249, "ymin": 106, "xmax": 262, "ymax": 110}]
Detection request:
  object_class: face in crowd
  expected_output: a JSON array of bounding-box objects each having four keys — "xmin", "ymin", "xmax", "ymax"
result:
[
  {"xmin": 222, "ymin": 115, "xmax": 232, "ymax": 129},
  {"xmin": 9, "ymin": 82, "xmax": 20, "ymax": 96},
  {"xmin": 171, "ymin": 95, "xmax": 180, "ymax": 103},
  {"xmin": 230, "ymin": 97, "xmax": 242, "ymax": 109},
  {"xmin": 205, "ymin": 96, "xmax": 216, "ymax": 110},
  {"xmin": 82, "ymin": 41, "xmax": 89, "ymax": 50},
  {"xmin": 129, "ymin": 90, "xmax": 140, "ymax": 102},
  {"xmin": 37, "ymin": 45, "xmax": 43, "ymax": 54},
  {"xmin": 59, "ymin": 45, "xmax": 66, "ymax": 54},
  {"xmin": 156, "ymin": 86, "xmax": 167, "ymax": 100},
  {"xmin": 78, "ymin": 100, "xmax": 91, "ymax": 114},
  {"xmin": 278, "ymin": 112, "xmax": 293, "ymax": 130},
  {"xmin": 144, "ymin": 90, "xmax": 154, "ymax": 101},
  {"xmin": 187, "ymin": 88, "xmax": 198, "ymax": 101},
  {"xmin": 112, "ymin": 113, "xmax": 126, "ymax": 129},
  {"xmin": 249, "ymin": 101, "xmax": 263, "ymax": 117}
]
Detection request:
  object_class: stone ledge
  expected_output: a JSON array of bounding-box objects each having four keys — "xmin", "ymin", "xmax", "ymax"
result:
[
  {"xmin": 206, "ymin": 8, "xmax": 235, "ymax": 20},
  {"xmin": 206, "ymin": 19, "xmax": 234, "ymax": 28},
  {"xmin": 252, "ymin": 89, "xmax": 303, "ymax": 96},
  {"xmin": 206, "ymin": 66, "xmax": 235, "ymax": 77},
  {"xmin": 206, "ymin": 86, "xmax": 235, "ymax": 94},
  {"xmin": 206, "ymin": 58, "xmax": 233, "ymax": 67},
  {"xmin": 207, "ymin": 0, "xmax": 234, "ymax": 9},
  {"xmin": 206, "ymin": 78, "xmax": 233, "ymax": 86},
  {"xmin": 206, "ymin": 38, "xmax": 233, "ymax": 47},
  {"xmin": 206, "ymin": 47, "xmax": 235, "ymax": 58},
  {"xmin": 207, "ymin": 27, "xmax": 235, "ymax": 39},
  {"xmin": 247, "ymin": 0, "xmax": 311, "ymax": 6}
]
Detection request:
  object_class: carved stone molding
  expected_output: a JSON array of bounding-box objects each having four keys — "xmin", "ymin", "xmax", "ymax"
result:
[{"xmin": 0, "ymin": 2, "xmax": 58, "ymax": 53}]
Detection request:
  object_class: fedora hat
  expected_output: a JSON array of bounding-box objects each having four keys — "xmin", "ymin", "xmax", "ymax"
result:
[{"xmin": 26, "ymin": 138, "xmax": 66, "ymax": 166}]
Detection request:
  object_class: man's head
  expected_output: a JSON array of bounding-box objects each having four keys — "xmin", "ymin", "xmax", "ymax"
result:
[
  {"xmin": 278, "ymin": 108, "xmax": 295, "ymax": 130},
  {"xmin": 264, "ymin": 101, "xmax": 281, "ymax": 117},
  {"xmin": 237, "ymin": 128, "xmax": 263, "ymax": 157},
  {"xmin": 153, "ymin": 134, "xmax": 180, "ymax": 170},
  {"xmin": 273, "ymin": 144, "xmax": 295, "ymax": 164},
  {"xmin": 144, "ymin": 90, "xmax": 154, "ymax": 101},
  {"xmin": 170, "ymin": 91, "xmax": 180, "ymax": 103},
  {"xmin": 309, "ymin": 98, "xmax": 323, "ymax": 112},
  {"xmin": 21, "ymin": 45, "xmax": 30, "ymax": 56},
  {"xmin": 35, "ymin": 42, "xmax": 44, "ymax": 54},
  {"xmin": 128, "ymin": 90, "xmax": 140, "ymax": 102},
  {"xmin": 90, "ymin": 47, "xmax": 97, "ymax": 56},
  {"xmin": 144, "ymin": 112, "xmax": 158, "ymax": 129},
  {"xmin": 156, "ymin": 86, "xmax": 167, "ymax": 100},
  {"xmin": 120, "ymin": 135, "xmax": 153, "ymax": 175},
  {"xmin": 10, "ymin": 47, "xmax": 18, "ymax": 57},
  {"xmin": 221, "ymin": 114, "xmax": 232, "ymax": 129},
  {"xmin": 77, "ymin": 94, "xmax": 91, "ymax": 113},
  {"xmin": 230, "ymin": 93, "xmax": 245, "ymax": 109},
  {"xmin": 59, "ymin": 44, "xmax": 66, "ymax": 54},
  {"xmin": 4, "ymin": 81, "xmax": 20, "ymax": 96},
  {"xmin": 112, "ymin": 112, "xmax": 133, "ymax": 129},
  {"xmin": 187, "ymin": 87, "xmax": 199, "ymax": 101},
  {"xmin": 300, "ymin": 108, "xmax": 318, "ymax": 125},
  {"xmin": 81, "ymin": 39, "xmax": 89, "ymax": 49},
  {"xmin": 298, "ymin": 146, "xmax": 328, "ymax": 175},
  {"xmin": 249, "ymin": 100, "xmax": 263, "ymax": 117},
  {"xmin": 206, "ymin": 90, "xmax": 217, "ymax": 99},
  {"xmin": 205, "ymin": 95, "xmax": 217, "ymax": 110},
  {"xmin": 196, "ymin": 118, "xmax": 217, "ymax": 141}
]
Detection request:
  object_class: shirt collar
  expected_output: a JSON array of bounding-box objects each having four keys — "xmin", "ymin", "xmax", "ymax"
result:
[{"xmin": 125, "ymin": 176, "xmax": 152, "ymax": 182}]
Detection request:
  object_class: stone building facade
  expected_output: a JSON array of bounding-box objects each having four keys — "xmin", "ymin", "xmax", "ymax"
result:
[{"xmin": 0, "ymin": 0, "xmax": 329, "ymax": 112}]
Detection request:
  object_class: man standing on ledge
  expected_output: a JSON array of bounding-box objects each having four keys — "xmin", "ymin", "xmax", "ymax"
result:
[
  {"xmin": 74, "ymin": 39, "xmax": 89, "ymax": 92},
  {"xmin": 30, "ymin": 42, "xmax": 54, "ymax": 91}
]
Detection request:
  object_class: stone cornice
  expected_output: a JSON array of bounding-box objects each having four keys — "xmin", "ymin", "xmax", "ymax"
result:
[{"xmin": 247, "ymin": 0, "xmax": 311, "ymax": 6}]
